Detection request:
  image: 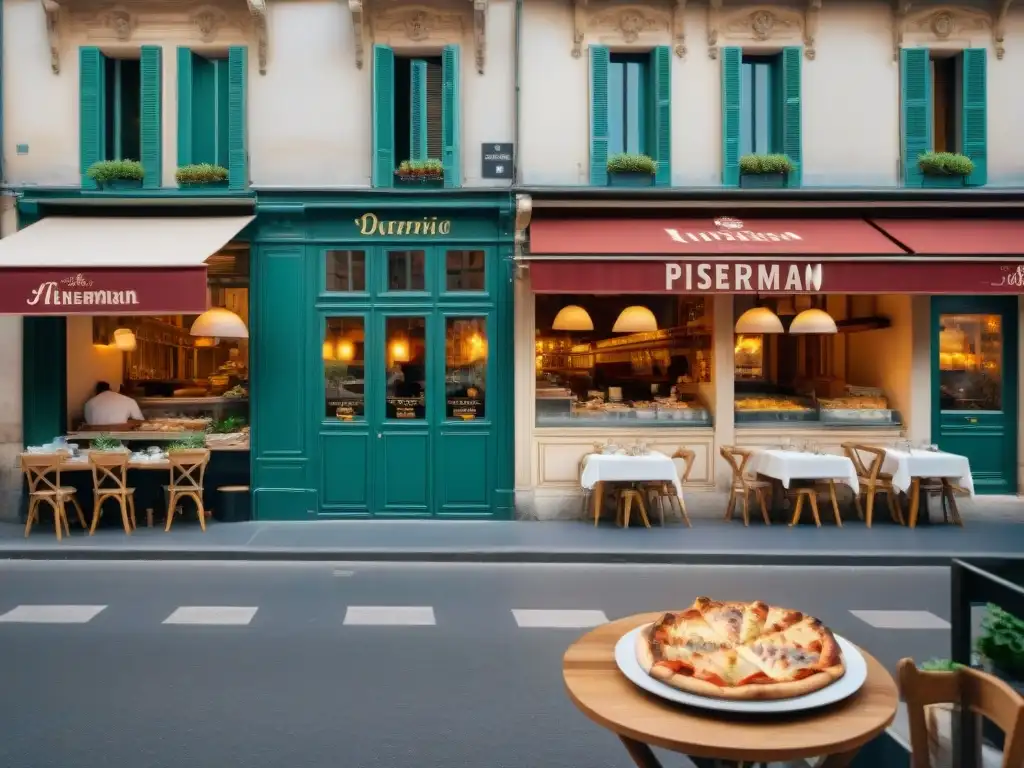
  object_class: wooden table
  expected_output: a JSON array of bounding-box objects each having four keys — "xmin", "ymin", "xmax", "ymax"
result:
[{"xmin": 562, "ymin": 613, "xmax": 899, "ymax": 768}]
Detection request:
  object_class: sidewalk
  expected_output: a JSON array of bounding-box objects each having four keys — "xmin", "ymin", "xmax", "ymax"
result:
[{"xmin": 2, "ymin": 514, "xmax": 1023, "ymax": 565}]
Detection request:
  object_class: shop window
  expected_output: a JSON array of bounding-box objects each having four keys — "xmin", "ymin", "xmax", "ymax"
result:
[
  {"xmin": 385, "ymin": 317, "xmax": 427, "ymax": 419},
  {"xmin": 938, "ymin": 314, "xmax": 1002, "ymax": 411},
  {"xmin": 445, "ymin": 250, "xmax": 485, "ymax": 292},
  {"xmin": 323, "ymin": 317, "xmax": 365, "ymax": 421},
  {"xmin": 325, "ymin": 250, "xmax": 367, "ymax": 292},
  {"xmin": 608, "ymin": 54, "xmax": 649, "ymax": 156},
  {"xmin": 446, "ymin": 317, "xmax": 486, "ymax": 420},
  {"xmin": 181, "ymin": 52, "xmax": 230, "ymax": 167},
  {"xmin": 103, "ymin": 58, "xmax": 142, "ymax": 162},
  {"xmin": 386, "ymin": 250, "xmax": 426, "ymax": 292},
  {"xmin": 740, "ymin": 55, "xmax": 777, "ymax": 157},
  {"xmin": 534, "ymin": 295, "xmax": 711, "ymax": 428}
]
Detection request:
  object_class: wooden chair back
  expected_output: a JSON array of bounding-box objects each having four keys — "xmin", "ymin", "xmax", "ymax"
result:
[
  {"xmin": 842, "ymin": 442, "xmax": 886, "ymax": 481},
  {"xmin": 20, "ymin": 453, "xmax": 65, "ymax": 495},
  {"xmin": 719, "ymin": 446, "xmax": 755, "ymax": 486},
  {"xmin": 89, "ymin": 451, "xmax": 130, "ymax": 494},
  {"xmin": 898, "ymin": 658, "xmax": 1024, "ymax": 768},
  {"xmin": 672, "ymin": 448, "xmax": 696, "ymax": 483},
  {"xmin": 168, "ymin": 449, "xmax": 210, "ymax": 492}
]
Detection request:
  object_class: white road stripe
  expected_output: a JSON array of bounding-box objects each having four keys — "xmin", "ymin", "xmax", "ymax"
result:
[
  {"xmin": 163, "ymin": 606, "xmax": 259, "ymax": 626},
  {"xmin": 0, "ymin": 604, "xmax": 107, "ymax": 624},
  {"xmin": 850, "ymin": 609, "xmax": 950, "ymax": 630},
  {"xmin": 343, "ymin": 606, "xmax": 436, "ymax": 626},
  {"xmin": 512, "ymin": 609, "xmax": 609, "ymax": 628}
]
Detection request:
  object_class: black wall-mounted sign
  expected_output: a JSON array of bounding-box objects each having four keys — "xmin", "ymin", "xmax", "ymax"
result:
[{"xmin": 482, "ymin": 143, "xmax": 514, "ymax": 180}]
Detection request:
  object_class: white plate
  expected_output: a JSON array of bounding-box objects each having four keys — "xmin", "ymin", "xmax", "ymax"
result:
[{"xmin": 614, "ymin": 623, "xmax": 868, "ymax": 714}]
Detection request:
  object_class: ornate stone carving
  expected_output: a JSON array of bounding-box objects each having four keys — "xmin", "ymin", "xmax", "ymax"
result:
[
  {"xmin": 471, "ymin": 0, "xmax": 487, "ymax": 74},
  {"xmin": 191, "ymin": 6, "xmax": 227, "ymax": 42},
  {"xmin": 804, "ymin": 0, "xmax": 822, "ymax": 60},
  {"xmin": 349, "ymin": 0, "xmax": 365, "ymax": 69},
  {"xmin": 893, "ymin": 3, "xmax": 997, "ymax": 61},
  {"xmin": 589, "ymin": 5, "xmax": 670, "ymax": 45},
  {"xmin": 994, "ymin": 0, "xmax": 1014, "ymax": 59},
  {"xmin": 246, "ymin": 0, "xmax": 268, "ymax": 75},
  {"xmin": 104, "ymin": 8, "xmax": 135, "ymax": 40},
  {"xmin": 572, "ymin": 0, "xmax": 587, "ymax": 58},
  {"xmin": 708, "ymin": 2, "xmax": 817, "ymax": 59},
  {"xmin": 707, "ymin": 0, "xmax": 723, "ymax": 58},
  {"xmin": 40, "ymin": 0, "xmax": 61, "ymax": 74},
  {"xmin": 371, "ymin": 5, "xmax": 466, "ymax": 46},
  {"xmin": 672, "ymin": 0, "xmax": 688, "ymax": 58}
]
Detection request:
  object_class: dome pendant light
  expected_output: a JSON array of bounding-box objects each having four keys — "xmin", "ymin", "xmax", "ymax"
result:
[
  {"xmin": 612, "ymin": 305, "xmax": 658, "ymax": 333},
  {"xmin": 734, "ymin": 306, "xmax": 784, "ymax": 334},
  {"xmin": 190, "ymin": 308, "xmax": 249, "ymax": 339},
  {"xmin": 552, "ymin": 305, "xmax": 594, "ymax": 332},
  {"xmin": 789, "ymin": 308, "xmax": 838, "ymax": 335}
]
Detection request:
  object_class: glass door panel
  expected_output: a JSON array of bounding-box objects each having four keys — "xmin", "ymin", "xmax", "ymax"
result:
[
  {"xmin": 323, "ymin": 316, "xmax": 366, "ymax": 421},
  {"xmin": 938, "ymin": 313, "xmax": 1003, "ymax": 411},
  {"xmin": 384, "ymin": 316, "xmax": 428, "ymax": 420},
  {"xmin": 445, "ymin": 316, "xmax": 487, "ymax": 421}
]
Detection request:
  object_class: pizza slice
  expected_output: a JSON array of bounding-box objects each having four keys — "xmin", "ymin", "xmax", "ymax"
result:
[
  {"xmin": 738, "ymin": 616, "xmax": 844, "ymax": 683},
  {"xmin": 762, "ymin": 604, "xmax": 807, "ymax": 634}
]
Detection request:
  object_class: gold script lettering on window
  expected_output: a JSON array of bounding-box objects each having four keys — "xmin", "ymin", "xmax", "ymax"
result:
[
  {"xmin": 324, "ymin": 317, "xmax": 365, "ymax": 420},
  {"xmin": 938, "ymin": 314, "xmax": 1003, "ymax": 411},
  {"xmin": 386, "ymin": 317, "xmax": 427, "ymax": 419},
  {"xmin": 446, "ymin": 317, "xmax": 487, "ymax": 420}
]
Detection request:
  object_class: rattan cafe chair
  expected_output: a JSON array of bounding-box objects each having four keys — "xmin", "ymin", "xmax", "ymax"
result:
[
  {"xmin": 21, "ymin": 452, "xmax": 87, "ymax": 541},
  {"xmin": 719, "ymin": 446, "xmax": 771, "ymax": 526},
  {"xmin": 164, "ymin": 449, "xmax": 210, "ymax": 532},
  {"xmin": 88, "ymin": 451, "xmax": 137, "ymax": 535}
]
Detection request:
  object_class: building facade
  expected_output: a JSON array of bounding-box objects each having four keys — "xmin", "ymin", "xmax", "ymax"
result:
[{"xmin": 1, "ymin": 0, "xmax": 1023, "ymax": 522}]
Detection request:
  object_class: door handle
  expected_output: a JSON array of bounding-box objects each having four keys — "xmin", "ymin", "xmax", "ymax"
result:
[
  {"xmin": 967, "ymin": 418, "xmax": 978, "ymax": 424},
  {"xmin": 377, "ymin": 433, "xmax": 383, "ymax": 439}
]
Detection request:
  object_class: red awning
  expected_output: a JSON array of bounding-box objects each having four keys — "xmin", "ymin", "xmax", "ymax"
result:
[
  {"xmin": 529, "ymin": 217, "xmax": 906, "ymax": 256},
  {"xmin": 870, "ymin": 219, "xmax": 1024, "ymax": 254}
]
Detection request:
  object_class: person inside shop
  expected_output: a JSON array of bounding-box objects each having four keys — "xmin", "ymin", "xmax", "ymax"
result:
[{"xmin": 83, "ymin": 381, "xmax": 144, "ymax": 426}]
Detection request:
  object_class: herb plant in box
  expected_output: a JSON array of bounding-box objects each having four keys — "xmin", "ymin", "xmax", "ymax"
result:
[
  {"xmin": 606, "ymin": 153, "xmax": 656, "ymax": 187},
  {"xmin": 395, "ymin": 159, "xmax": 444, "ymax": 188},
  {"xmin": 917, "ymin": 152, "xmax": 974, "ymax": 188},
  {"xmin": 175, "ymin": 163, "xmax": 229, "ymax": 189},
  {"xmin": 976, "ymin": 603, "xmax": 1024, "ymax": 748},
  {"xmin": 739, "ymin": 154, "xmax": 793, "ymax": 189},
  {"xmin": 90, "ymin": 434, "xmax": 126, "ymax": 452},
  {"xmin": 167, "ymin": 433, "xmax": 208, "ymax": 452},
  {"xmin": 86, "ymin": 159, "xmax": 145, "ymax": 190}
]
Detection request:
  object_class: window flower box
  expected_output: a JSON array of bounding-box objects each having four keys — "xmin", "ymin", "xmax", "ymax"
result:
[
  {"xmin": 918, "ymin": 152, "xmax": 973, "ymax": 188},
  {"xmin": 739, "ymin": 154, "xmax": 793, "ymax": 189},
  {"xmin": 86, "ymin": 160, "xmax": 146, "ymax": 190},
  {"xmin": 740, "ymin": 172, "xmax": 787, "ymax": 189},
  {"xmin": 176, "ymin": 163, "xmax": 229, "ymax": 189},
  {"xmin": 606, "ymin": 153, "xmax": 656, "ymax": 188},
  {"xmin": 395, "ymin": 159, "xmax": 444, "ymax": 189}
]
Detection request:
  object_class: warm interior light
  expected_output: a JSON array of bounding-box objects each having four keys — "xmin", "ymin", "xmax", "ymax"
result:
[
  {"xmin": 735, "ymin": 307, "xmax": 784, "ymax": 334},
  {"xmin": 194, "ymin": 337, "xmax": 217, "ymax": 348},
  {"xmin": 112, "ymin": 328, "xmax": 137, "ymax": 352},
  {"xmin": 468, "ymin": 332, "xmax": 487, "ymax": 361},
  {"xmin": 389, "ymin": 338, "xmax": 410, "ymax": 363},
  {"xmin": 552, "ymin": 305, "xmax": 594, "ymax": 332},
  {"xmin": 322, "ymin": 340, "xmax": 336, "ymax": 361},
  {"xmin": 789, "ymin": 308, "xmax": 838, "ymax": 335},
  {"xmin": 190, "ymin": 307, "xmax": 249, "ymax": 339},
  {"xmin": 336, "ymin": 339, "xmax": 355, "ymax": 362},
  {"xmin": 612, "ymin": 306, "xmax": 658, "ymax": 333}
]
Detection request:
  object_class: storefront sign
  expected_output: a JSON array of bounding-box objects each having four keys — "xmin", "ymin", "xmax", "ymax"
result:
[
  {"xmin": 0, "ymin": 268, "xmax": 209, "ymax": 315},
  {"xmin": 355, "ymin": 212, "xmax": 452, "ymax": 237},
  {"xmin": 481, "ymin": 143, "xmax": 514, "ymax": 179},
  {"xmin": 448, "ymin": 398, "xmax": 482, "ymax": 420},
  {"xmin": 665, "ymin": 262, "xmax": 823, "ymax": 292},
  {"xmin": 665, "ymin": 217, "xmax": 802, "ymax": 245}
]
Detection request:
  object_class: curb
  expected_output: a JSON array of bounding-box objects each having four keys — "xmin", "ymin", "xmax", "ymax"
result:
[{"xmin": 1, "ymin": 547, "xmax": 1022, "ymax": 566}]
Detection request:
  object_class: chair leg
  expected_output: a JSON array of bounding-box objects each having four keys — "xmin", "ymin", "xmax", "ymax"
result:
[
  {"xmin": 165, "ymin": 491, "xmax": 178, "ymax": 532},
  {"xmin": 24, "ymin": 497, "xmax": 39, "ymax": 538},
  {"xmin": 635, "ymin": 493, "xmax": 652, "ymax": 529},
  {"xmin": 790, "ymin": 494, "xmax": 805, "ymax": 526},
  {"xmin": 725, "ymin": 489, "xmax": 736, "ymax": 521},
  {"xmin": 808, "ymin": 493, "xmax": 821, "ymax": 528},
  {"xmin": 828, "ymin": 481, "xmax": 843, "ymax": 527},
  {"xmin": 69, "ymin": 496, "xmax": 87, "ymax": 529},
  {"xmin": 118, "ymin": 496, "xmax": 131, "ymax": 535},
  {"xmin": 887, "ymin": 491, "xmax": 904, "ymax": 525},
  {"xmin": 623, "ymin": 493, "xmax": 633, "ymax": 529},
  {"xmin": 757, "ymin": 489, "xmax": 770, "ymax": 525},
  {"xmin": 52, "ymin": 499, "xmax": 63, "ymax": 542},
  {"xmin": 741, "ymin": 489, "xmax": 751, "ymax": 527},
  {"xmin": 853, "ymin": 491, "xmax": 864, "ymax": 521},
  {"xmin": 864, "ymin": 489, "xmax": 876, "ymax": 528},
  {"xmin": 677, "ymin": 494, "xmax": 692, "ymax": 528},
  {"xmin": 128, "ymin": 495, "xmax": 137, "ymax": 529},
  {"xmin": 89, "ymin": 494, "xmax": 104, "ymax": 535}
]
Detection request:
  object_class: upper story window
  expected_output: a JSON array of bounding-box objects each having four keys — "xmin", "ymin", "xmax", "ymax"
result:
[
  {"xmin": 103, "ymin": 58, "xmax": 141, "ymax": 163},
  {"xmin": 899, "ymin": 47, "xmax": 986, "ymax": 187},
  {"xmin": 608, "ymin": 53, "xmax": 649, "ymax": 157},
  {"xmin": 372, "ymin": 44, "xmax": 462, "ymax": 189},
  {"xmin": 740, "ymin": 55, "xmax": 776, "ymax": 156}
]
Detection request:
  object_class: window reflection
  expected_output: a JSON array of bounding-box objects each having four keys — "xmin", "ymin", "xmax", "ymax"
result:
[
  {"xmin": 386, "ymin": 317, "xmax": 427, "ymax": 419},
  {"xmin": 325, "ymin": 250, "xmax": 366, "ymax": 292},
  {"xmin": 324, "ymin": 317, "xmax": 365, "ymax": 420},
  {"xmin": 939, "ymin": 314, "xmax": 1003, "ymax": 411},
  {"xmin": 387, "ymin": 251, "xmax": 426, "ymax": 291},
  {"xmin": 446, "ymin": 317, "xmax": 487, "ymax": 420},
  {"xmin": 446, "ymin": 250, "xmax": 485, "ymax": 291}
]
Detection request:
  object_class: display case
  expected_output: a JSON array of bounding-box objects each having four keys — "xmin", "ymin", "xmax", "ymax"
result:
[
  {"xmin": 536, "ymin": 393, "xmax": 712, "ymax": 428},
  {"xmin": 135, "ymin": 395, "xmax": 249, "ymax": 433},
  {"xmin": 817, "ymin": 390, "xmax": 901, "ymax": 426},
  {"xmin": 734, "ymin": 394, "xmax": 817, "ymax": 424}
]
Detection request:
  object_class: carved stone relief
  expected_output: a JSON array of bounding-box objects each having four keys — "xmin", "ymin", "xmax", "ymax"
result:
[
  {"xmin": 247, "ymin": 0, "xmax": 268, "ymax": 74},
  {"xmin": 192, "ymin": 6, "xmax": 229, "ymax": 42},
  {"xmin": 573, "ymin": 3, "xmax": 671, "ymax": 56},
  {"xmin": 893, "ymin": 4, "xmax": 1002, "ymax": 61},
  {"xmin": 41, "ymin": 0, "xmax": 61, "ymax": 74},
  {"xmin": 707, "ymin": 1, "xmax": 820, "ymax": 61},
  {"xmin": 349, "ymin": 0, "xmax": 366, "ymax": 69},
  {"xmin": 103, "ymin": 8, "xmax": 136, "ymax": 41},
  {"xmin": 365, "ymin": 2, "xmax": 486, "ymax": 73}
]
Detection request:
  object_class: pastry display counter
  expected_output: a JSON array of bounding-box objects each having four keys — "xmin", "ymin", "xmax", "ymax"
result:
[
  {"xmin": 537, "ymin": 394, "xmax": 712, "ymax": 428},
  {"xmin": 734, "ymin": 389, "xmax": 902, "ymax": 429}
]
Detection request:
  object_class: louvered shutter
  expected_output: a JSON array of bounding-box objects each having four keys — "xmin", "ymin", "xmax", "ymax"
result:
[
  {"xmin": 780, "ymin": 47, "xmax": 802, "ymax": 188},
  {"xmin": 589, "ymin": 45, "xmax": 610, "ymax": 186},
  {"xmin": 227, "ymin": 46, "xmax": 248, "ymax": 190},
  {"xmin": 900, "ymin": 48, "xmax": 931, "ymax": 186},
  {"xmin": 140, "ymin": 46, "xmax": 163, "ymax": 189},
  {"xmin": 372, "ymin": 45, "xmax": 395, "ymax": 188},
  {"xmin": 720, "ymin": 47, "xmax": 741, "ymax": 187},
  {"xmin": 961, "ymin": 48, "xmax": 987, "ymax": 187},
  {"xmin": 649, "ymin": 46, "xmax": 671, "ymax": 187},
  {"xmin": 410, "ymin": 59, "xmax": 428, "ymax": 161},
  {"xmin": 79, "ymin": 47, "xmax": 106, "ymax": 189},
  {"xmin": 176, "ymin": 47, "xmax": 194, "ymax": 167},
  {"xmin": 441, "ymin": 44, "xmax": 461, "ymax": 188}
]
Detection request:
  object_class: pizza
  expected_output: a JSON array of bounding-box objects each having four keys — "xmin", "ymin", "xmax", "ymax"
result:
[{"xmin": 635, "ymin": 596, "xmax": 845, "ymax": 700}]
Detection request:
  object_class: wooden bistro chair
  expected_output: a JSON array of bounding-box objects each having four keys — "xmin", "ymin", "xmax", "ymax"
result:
[
  {"xmin": 919, "ymin": 478, "xmax": 966, "ymax": 527},
  {"xmin": 616, "ymin": 485, "xmax": 652, "ymax": 529},
  {"xmin": 841, "ymin": 443, "xmax": 903, "ymax": 528},
  {"xmin": 898, "ymin": 658, "xmax": 1024, "ymax": 768},
  {"xmin": 21, "ymin": 453, "xmax": 87, "ymax": 541},
  {"xmin": 720, "ymin": 446, "xmax": 771, "ymax": 527},
  {"xmin": 646, "ymin": 448, "xmax": 695, "ymax": 527},
  {"xmin": 88, "ymin": 451, "xmax": 137, "ymax": 535},
  {"xmin": 164, "ymin": 449, "xmax": 210, "ymax": 532}
]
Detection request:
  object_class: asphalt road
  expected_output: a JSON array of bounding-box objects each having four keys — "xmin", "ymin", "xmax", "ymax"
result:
[{"xmin": 0, "ymin": 561, "xmax": 952, "ymax": 768}]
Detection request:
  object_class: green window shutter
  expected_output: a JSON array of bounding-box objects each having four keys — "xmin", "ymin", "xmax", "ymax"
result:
[
  {"xmin": 589, "ymin": 45, "xmax": 610, "ymax": 186},
  {"xmin": 372, "ymin": 44, "xmax": 395, "ymax": 188},
  {"xmin": 79, "ymin": 47, "xmax": 106, "ymax": 189},
  {"xmin": 227, "ymin": 46, "xmax": 248, "ymax": 190},
  {"xmin": 649, "ymin": 46, "xmax": 671, "ymax": 187},
  {"xmin": 441, "ymin": 44, "xmax": 461, "ymax": 189},
  {"xmin": 140, "ymin": 46, "xmax": 162, "ymax": 189},
  {"xmin": 780, "ymin": 47, "xmax": 802, "ymax": 188},
  {"xmin": 720, "ymin": 46, "xmax": 741, "ymax": 187},
  {"xmin": 410, "ymin": 59, "xmax": 428, "ymax": 161},
  {"xmin": 961, "ymin": 48, "xmax": 987, "ymax": 187},
  {"xmin": 176, "ymin": 47, "xmax": 194, "ymax": 167},
  {"xmin": 900, "ymin": 47, "xmax": 931, "ymax": 187}
]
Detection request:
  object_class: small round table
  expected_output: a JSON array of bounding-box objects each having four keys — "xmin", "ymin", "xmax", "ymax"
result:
[{"xmin": 563, "ymin": 612, "xmax": 899, "ymax": 768}]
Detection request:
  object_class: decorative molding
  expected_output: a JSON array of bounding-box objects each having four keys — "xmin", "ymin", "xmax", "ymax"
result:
[
  {"xmin": 892, "ymin": 0, "xmax": 912, "ymax": 61},
  {"xmin": 707, "ymin": 0, "xmax": 722, "ymax": 59},
  {"xmin": 349, "ymin": 0, "xmax": 365, "ymax": 69},
  {"xmin": 191, "ymin": 6, "xmax": 228, "ymax": 43},
  {"xmin": 370, "ymin": 5, "xmax": 467, "ymax": 48},
  {"xmin": 103, "ymin": 8, "xmax": 136, "ymax": 40},
  {"xmin": 804, "ymin": 0, "xmax": 822, "ymax": 60},
  {"xmin": 894, "ymin": 3, "xmax": 994, "ymax": 60},
  {"xmin": 74, "ymin": 4, "xmax": 250, "ymax": 45},
  {"xmin": 246, "ymin": 0, "xmax": 268, "ymax": 74},
  {"xmin": 994, "ymin": 0, "xmax": 1014, "ymax": 60},
  {"xmin": 588, "ymin": 4, "xmax": 671, "ymax": 48},
  {"xmin": 40, "ymin": 0, "xmax": 61, "ymax": 74},
  {"xmin": 572, "ymin": 0, "xmax": 588, "ymax": 58},
  {"xmin": 672, "ymin": 0, "xmax": 687, "ymax": 57},
  {"xmin": 471, "ymin": 0, "xmax": 487, "ymax": 74}
]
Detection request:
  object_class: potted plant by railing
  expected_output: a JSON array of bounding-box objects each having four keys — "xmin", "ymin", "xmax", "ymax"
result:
[
  {"xmin": 976, "ymin": 603, "xmax": 1024, "ymax": 748},
  {"xmin": 918, "ymin": 152, "xmax": 974, "ymax": 188},
  {"xmin": 89, "ymin": 434, "xmax": 127, "ymax": 452},
  {"xmin": 395, "ymin": 159, "xmax": 444, "ymax": 188},
  {"xmin": 176, "ymin": 163, "xmax": 229, "ymax": 189},
  {"xmin": 606, "ymin": 153, "xmax": 656, "ymax": 187},
  {"xmin": 739, "ymin": 154, "xmax": 793, "ymax": 189},
  {"xmin": 86, "ymin": 159, "xmax": 145, "ymax": 190}
]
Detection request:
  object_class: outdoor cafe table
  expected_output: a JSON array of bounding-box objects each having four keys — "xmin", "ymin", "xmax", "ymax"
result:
[
  {"xmin": 563, "ymin": 613, "xmax": 899, "ymax": 768},
  {"xmin": 881, "ymin": 447, "xmax": 975, "ymax": 528},
  {"xmin": 579, "ymin": 452, "xmax": 683, "ymax": 523},
  {"xmin": 747, "ymin": 448, "xmax": 860, "ymax": 523}
]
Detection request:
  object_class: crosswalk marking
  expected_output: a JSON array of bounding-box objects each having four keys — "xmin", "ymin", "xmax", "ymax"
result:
[
  {"xmin": 344, "ymin": 606, "xmax": 436, "ymax": 626},
  {"xmin": 163, "ymin": 606, "xmax": 259, "ymax": 626},
  {"xmin": 0, "ymin": 604, "xmax": 107, "ymax": 624},
  {"xmin": 512, "ymin": 609, "xmax": 609, "ymax": 628},
  {"xmin": 849, "ymin": 610, "xmax": 950, "ymax": 630}
]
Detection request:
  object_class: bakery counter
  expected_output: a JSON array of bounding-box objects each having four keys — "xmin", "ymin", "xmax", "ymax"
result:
[{"xmin": 67, "ymin": 432, "xmax": 251, "ymax": 450}]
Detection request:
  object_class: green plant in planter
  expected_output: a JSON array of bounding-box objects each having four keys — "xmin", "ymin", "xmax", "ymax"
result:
[
  {"xmin": 175, "ymin": 163, "xmax": 229, "ymax": 186},
  {"xmin": 977, "ymin": 603, "xmax": 1024, "ymax": 679},
  {"xmin": 739, "ymin": 154, "xmax": 794, "ymax": 175},
  {"xmin": 167, "ymin": 433, "xmax": 207, "ymax": 451},
  {"xmin": 918, "ymin": 151, "xmax": 974, "ymax": 177},
  {"xmin": 920, "ymin": 658, "xmax": 966, "ymax": 672},
  {"xmin": 90, "ymin": 434, "xmax": 125, "ymax": 451},
  {"xmin": 395, "ymin": 159, "xmax": 444, "ymax": 182},
  {"xmin": 86, "ymin": 159, "xmax": 145, "ymax": 188},
  {"xmin": 607, "ymin": 153, "xmax": 656, "ymax": 175}
]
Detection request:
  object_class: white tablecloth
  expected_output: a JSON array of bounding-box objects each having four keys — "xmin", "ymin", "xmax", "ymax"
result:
[
  {"xmin": 881, "ymin": 449, "xmax": 975, "ymax": 496},
  {"xmin": 748, "ymin": 449, "xmax": 860, "ymax": 494},
  {"xmin": 579, "ymin": 452, "xmax": 683, "ymax": 498}
]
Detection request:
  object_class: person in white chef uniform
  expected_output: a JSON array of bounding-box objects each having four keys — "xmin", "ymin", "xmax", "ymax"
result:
[{"xmin": 83, "ymin": 381, "xmax": 144, "ymax": 426}]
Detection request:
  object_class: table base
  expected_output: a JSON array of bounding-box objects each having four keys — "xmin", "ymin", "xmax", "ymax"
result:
[{"xmin": 619, "ymin": 734, "xmax": 860, "ymax": 768}]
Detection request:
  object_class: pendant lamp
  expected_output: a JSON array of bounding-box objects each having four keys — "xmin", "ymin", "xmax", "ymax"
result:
[
  {"xmin": 190, "ymin": 308, "xmax": 249, "ymax": 339},
  {"xmin": 734, "ymin": 306, "xmax": 784, "ymax": 334},
  {"xmin": 788, "ymin": 308, "xmax": 838, "ymax": 335},
  {"xmin": 612, "ymin": 305, "xmax": 658, "ymax": 333},
  {"xmin": 552, "ymin": 304, "xmax": 594, "ymax": 332},
  {"xmin": 336, "ymin": 339, "xmax": 356, "ymax": 361},
  {"xmin": 112, "ymin": 328, "xmax": 137, "ymax": 351}
]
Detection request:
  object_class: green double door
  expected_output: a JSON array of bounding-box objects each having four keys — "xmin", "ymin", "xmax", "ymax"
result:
[
  {"xmin": 932, "ymin": 296, "xmax": 1019, "ymax": 494},
  {"xmin": 320, "ymin": 307, "xmax": 494, "ymax": 517}
]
